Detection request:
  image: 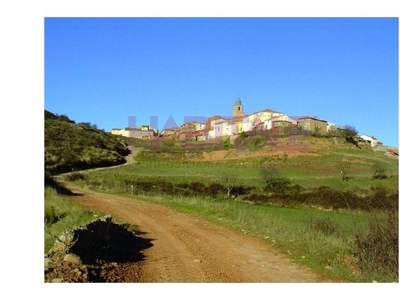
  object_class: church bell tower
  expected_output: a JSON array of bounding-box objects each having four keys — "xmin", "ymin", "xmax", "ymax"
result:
[{"xmin": 233, "ymin": 97, "xmax": 244, "ymax": 117}]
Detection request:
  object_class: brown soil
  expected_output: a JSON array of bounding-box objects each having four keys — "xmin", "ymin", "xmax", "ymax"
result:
[
  {"xmin": 48, "ymin": 181, "xmax": 337, "ymax": 283},
  {"xmin": 200, "ymin": 144, "xmax": 321, "ymax": 162}
]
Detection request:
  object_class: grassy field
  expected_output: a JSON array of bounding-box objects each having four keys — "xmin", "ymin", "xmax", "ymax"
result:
[
  {"xmin": 98, "ymin": 145, "xmax": 399, "ymax": 191},
  {"xmin": 51, "ymin": 136, "xmax": 398, "ymax": 282}
]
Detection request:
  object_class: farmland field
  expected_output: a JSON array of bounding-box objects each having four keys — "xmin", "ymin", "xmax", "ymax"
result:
[{"xmin": 90, "ymin": 142, "xmax": 399, "ymax": 191}]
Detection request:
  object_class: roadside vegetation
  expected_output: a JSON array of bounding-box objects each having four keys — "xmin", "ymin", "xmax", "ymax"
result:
[
  {"xmin": 44, "ymin": 174, "xmax": 138, "ymax": 254},
  {"xmin": 44, "ymin": 174, "xmax": 100, "ymax": 253},
  {"xmin": 45, "ymin": 112, "xmax": 398, "ymax": 282}
]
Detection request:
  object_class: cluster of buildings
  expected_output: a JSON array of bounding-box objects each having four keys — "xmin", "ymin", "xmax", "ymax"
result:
[
  {"xmin": 111, "ymin": 125, "xmax": 158, "ymax": 139},
  {"xmin": 111, "ymin": 98, "xmax": 382, "ymax": 148}
]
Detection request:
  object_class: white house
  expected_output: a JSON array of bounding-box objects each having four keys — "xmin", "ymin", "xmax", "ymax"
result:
[
  {"xmin": 360, "ymin": 135, "xmax": 379, "ymax": 147},
  {"xmin": 213, "ymin": 120, "xmax": 226, "ymax": 138},
  {"xmin": 225, "ymin": 120, "xmax": 237, "ymax": 136},
  {"xmin": 206, "ymin": 116, "xmax": 226, "ymax": 139},
  {"xmin": 111, "ymin": 128, "xmax": 123, "ymax": 135},
  {"xmin": 264, "ymin": 115, "xmax": 297, "ymax": 130},
  {"xmin": 243, "ymin": 109, "xmax": 284, "ymax": 132},
  {"xmin": 327, "ymin": 122, "xmax": 337, "ymax": 133}
]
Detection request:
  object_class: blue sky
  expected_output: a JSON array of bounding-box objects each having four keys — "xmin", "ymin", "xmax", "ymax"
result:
[{"xmin": 45, "ymin": 17, "xmax": 398, "ymax": 146}]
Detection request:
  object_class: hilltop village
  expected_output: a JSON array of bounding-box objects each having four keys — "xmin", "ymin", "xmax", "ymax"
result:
[{"xmin": 111, "ymin": 98, "xmax": 384, "ymax": 149}]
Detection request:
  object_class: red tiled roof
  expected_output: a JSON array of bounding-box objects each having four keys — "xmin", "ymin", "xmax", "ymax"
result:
[{"xmin": 207, "ymin": 115, "xmax": 224, "ymax": 121}]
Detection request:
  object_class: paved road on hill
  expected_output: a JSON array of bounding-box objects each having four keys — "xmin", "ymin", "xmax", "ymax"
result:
[{"xmin": 63, "ymin": 181, "xmax": 334, "ymax": 283}]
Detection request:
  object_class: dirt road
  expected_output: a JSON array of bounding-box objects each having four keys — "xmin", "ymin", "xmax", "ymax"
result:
[{"xmin": 65, "ymin": 182, "xmax": 330, "ymax": 283}]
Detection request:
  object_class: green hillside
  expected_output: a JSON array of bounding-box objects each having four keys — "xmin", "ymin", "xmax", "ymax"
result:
[{"xmin": 45, "ymin": 110, "xmax": 130, "ymax": 175}]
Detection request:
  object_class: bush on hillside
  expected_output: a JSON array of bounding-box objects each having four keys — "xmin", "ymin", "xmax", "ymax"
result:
[
  {"xmin": 188, "ymin": 181, "xmax": 206, "ymax": 194},
  {"xmin": 303, "ymin": 186, "xmax": 362, "ymax": 210},
  {"xmin": 221, "ymin": 137, "xmax": 231, "ymax": 150},
  {"xmin": 259, "ymin": 165, "xmax": 290, "ymax": 193},
  {"xmin": 242, "ymin": 184, "xmax": 397, "ymax": 212},
  {"xmin": 247, "ymin": 135, "xmax": 265, "ymax": 151},
  {"xmin": 340, "ymin": 125, "xmax": 358, "ymax": 138},
  {"xmin": 204, "ymin": 183, "xmax": 225, "ymax": 197},
  {"xmin": 242, "ymin": 192, "xmax": 271, "ymax": 204},
  {"xmin": 367, "ymin": 187, "xmax": 398, "ymax": 211},
  {"xmin": 158, "ymin": 181, "xmax": 174, "ymax": 195},
  {"xmin": 354, "ymin": 210, "xmax": 398, "ymax": 282}
]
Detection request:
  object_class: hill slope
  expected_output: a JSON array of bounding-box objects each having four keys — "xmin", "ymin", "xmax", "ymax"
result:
[{"xmin": 45, "ymin": 110, "xmax": 130, "ymax": 175}]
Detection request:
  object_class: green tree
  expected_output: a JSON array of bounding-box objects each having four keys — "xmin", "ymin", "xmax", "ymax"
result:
[
  {"xmin": 341, "ymin": 125, "xmax": 358, "ymax": 138},
  {"xmin": 259, "ymin": 164, "xmax": 289, "ymax": 192},
  {"xmin": 220, "ymin": 172, "xmax": 238, "ymax": 198},
  {"xmin": 340, "ymin": 125, "xmax": 359, "ymax": 147},
  {"xmin": 336, "ymin": 159, "xmax": 352, "ymax": 181}
]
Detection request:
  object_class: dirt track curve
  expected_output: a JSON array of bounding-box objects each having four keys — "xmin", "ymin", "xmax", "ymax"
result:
[{"xmin": 62, "ymin": 181, "xmax": 334, "ymax": 283}]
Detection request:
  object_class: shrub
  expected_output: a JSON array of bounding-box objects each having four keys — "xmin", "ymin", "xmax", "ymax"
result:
[
  {"xmin": 204, "ymin": 183, "xmax": 225, "ymax": 197},
  {"xmin": 247, "ymin": 135, "xmax": 265, "ymax": 151},
  {"xmin": 368, "ymin": 187, "xmax": 398, "ymax": 211},
  {"xmin": 221, "ymin": 137, "xmax": 231, "ymax": 150},
  {"xmin": 286, "ymin": 184, "xmax": 305, "ymax": 194},
  {"xmin": 188, "ymin": 181, "xmax": 205, "ymax": 194},
  {"xmin": 136, "ymin": 181, "xmax": 155, "ymax": 193},
  {"xmin": 176, "ymin": 183, "xmax": 189, "ymax": 189},
  {"xmin": 340, "ymin": 125, "xmax": 358, "ymax": 138},
  {"xmin": 303, "ymin": 186, "xmax": 363, "ymax": 210},
  {"xmin": 353, "ymin": 210, "xmax": 398, "ymax": 281},
  {"xmin": 259, "ymin": 165, "xmax": 290, "ymax": 193},
  {"xmin": 231, "ymin": 185, "xmax": 253, "ymax": 197},
  {"xmin": 158, "ymin": 181, "xmax": 174, "ymax": 195},
  {"xmin": 243, "ymin": 192, "xmax": 270, "ymax": 203},
  {"xmin": 281, "ymin": 184, "xmax": 306, "ymax": 205}
]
